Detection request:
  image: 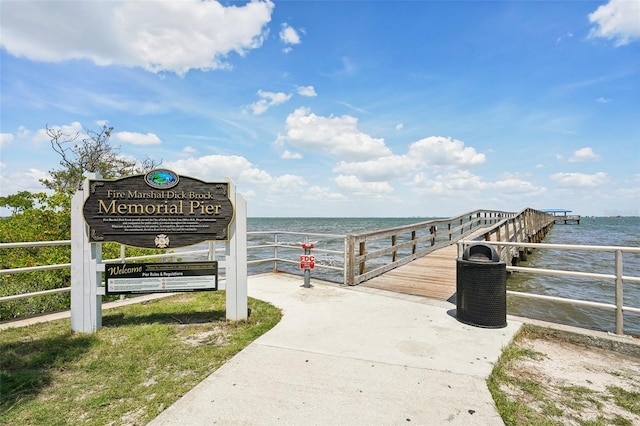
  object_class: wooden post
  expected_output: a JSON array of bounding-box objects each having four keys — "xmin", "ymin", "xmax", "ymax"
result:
[
  {"xmin": 346, "ymin": 235, "xmax": 356, "ymax": 285},
  {"xmin": 412, "ymin": 230, "xmax": 417, "ymax": 254},
  {"xmin": 391, "ymin": 235, "xmax": 397, "ymax": 262}
]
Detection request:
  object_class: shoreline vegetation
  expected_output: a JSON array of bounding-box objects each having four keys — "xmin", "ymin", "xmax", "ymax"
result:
[{"xmin": 489, "ymin": 325, "xmax": 640, "ymax": 425}]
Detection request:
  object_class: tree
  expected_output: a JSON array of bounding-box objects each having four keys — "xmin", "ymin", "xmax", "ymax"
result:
[
  {"xmin": 0, "ymin": 125, "xmax": 162, "ymax": 319},
  {"xmin": 40, "ymin": 124, "xmax": 160, "ymax": 196},
  {"xmin": 0, "ymin": 191, "xmax": 43, "ymax": 214}
]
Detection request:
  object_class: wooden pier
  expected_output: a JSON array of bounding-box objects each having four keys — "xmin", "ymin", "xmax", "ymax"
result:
[
  {"xmin": 544, "ymin": 209, "xmax": 580, "ymax": 225},
  {"xmin": 347, "ymin": 208, "xmax": 555, "ymax": 288},
  {"xmin": 363, "ymin": 244, "xmax": 458, "ymax": 302},
  {"xmin": 355, "ymin": 208, "xmax": 556, "ymax": 301}
]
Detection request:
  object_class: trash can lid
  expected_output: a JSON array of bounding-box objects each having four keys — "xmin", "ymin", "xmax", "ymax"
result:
[{"xmin": 463, "ymin": 243, "xmax": 500, "ymax": 262}]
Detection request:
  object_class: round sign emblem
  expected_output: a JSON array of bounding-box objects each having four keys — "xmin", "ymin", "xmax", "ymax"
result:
[{"xmin": 145, "ymin": 169, "xmax": 179, "ymax": 189}]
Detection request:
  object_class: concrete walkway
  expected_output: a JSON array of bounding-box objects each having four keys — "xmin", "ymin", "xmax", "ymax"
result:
[{"xmin": 149, "ymin": 273, "xmax": 522, "ymax": 425}]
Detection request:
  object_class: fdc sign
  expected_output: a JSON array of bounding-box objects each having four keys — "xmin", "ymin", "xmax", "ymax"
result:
[
  {"xmin": 71, "ymin": 169, "xmax": 248, "ymax": 333},
  {"xmin": 299, "ymin": 254, "xmax": 315, "ymax": 270}
]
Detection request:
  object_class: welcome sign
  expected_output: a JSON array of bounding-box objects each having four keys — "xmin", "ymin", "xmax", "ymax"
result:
[
  {"xmin": 105, "ymin": 261, "xmax": 218, "ymax": 295},
  {"xmin": 82, "ymin": 170, "xmax": 234, "ymax": 249}
]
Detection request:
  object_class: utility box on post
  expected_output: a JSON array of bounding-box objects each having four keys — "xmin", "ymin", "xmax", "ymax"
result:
[{"xmin": 456, "ymin": 243, "xmax": 507, "ymax": 328}]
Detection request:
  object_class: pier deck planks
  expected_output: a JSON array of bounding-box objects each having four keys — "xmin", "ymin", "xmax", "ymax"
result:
[{"xmin": 362, "ymin": 244, "xmax": 458, "ymax": 302}]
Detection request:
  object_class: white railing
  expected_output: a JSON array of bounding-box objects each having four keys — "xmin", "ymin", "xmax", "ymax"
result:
[
  {"xmin": 4, "ymin": 234, "xmax": 639, "ymax": 337},
  {"xmin": 246, "ymin": 231, "xmax": 347, "ymax": 282},
  {"xmin": 0, "ymin": 233, "xmax": 347, "ymax": 303},
  {"xmin": 0, "ymin": 241, "xmax": 220, "ymax": 302},
  {"xmin": 458, "ymin": 240, "xmax": 640, "ymax": 336}
]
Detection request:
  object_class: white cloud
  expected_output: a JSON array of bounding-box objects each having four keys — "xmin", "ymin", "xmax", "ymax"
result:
[
  {"xmin": 597, "ymin": 97, "xmax": 611, "ymax": 103},
  {"xmin": 550, "ymin": 172, "xmax": 609, "ymax": 187},
  {"xmin": 0, "ymin": 133, "xmax": 14, "ymax": 149},
  {"xmin": 247, "ymin": 90, "xmax": 292, "ymax": 115},
  {"xmin": 302, "ymin": 186, "xmax": 347, "ymax": 201},
  {"xmin": 296, "ymin": 86, "xmax": 317, "ymax": 97},
  {"xmin": 334, "ymin": 175, "xmax": 394, "ymax": 196},
  {"xmin": 408, "ymin": 136, "xmax": 486, "ymax": 167},
  {"xmin": 0, "ymin": 0, "xmax": 275, "ymax": 75},
  {"xmin": 411, "ymin": 170, "xmax": 545, "ymax": 199},
  {"xmin": 112, "ymin": 131, "xmax": 162, "ymax": 146},
  {"xmin": 163, "ymin": 154, "xmax": 307, "ymax": 199},
  {"xmin": 569, "ymin": 147, "xmax": 600, "ymax": 162},
  {"xmin": 239, "ymin": 167, "xmax": 273, "ymax": 184},
  {"xmin": 280, "ymin": 23, "xmax": 302, "ymax": 46},
  {"xmin": 182, "ymin": 146, "xmax": 198, "ymax": 154},
  {"xmin": 395, "ymin": 123, "xmax": 404, "ymax": 130},
  {"xmin": 588, "ymin": 0, "xmax": 640, "ymax": 46},
  {"xmin": 280, "ymin": 109, "xmax": 486, "ymax": 185},
  {"xmin": 412, "ymin": 170, "xmax": 487, "ymax": 195},
  {"xmin": 331, "ymin": 136, "xmax": 486, "ymax": 183},
  {"xmin": 269, "ymin": 174, "xmax": 307, "ymax": 194},
  {"xmin": 281, "ymin": 150, "xmax": 302, "ymax": 160},
  {"xmin": 0, "ymin": 167, "xmax": 49, "ymax": 196},
  {"xmin": 280, "ymin": 107, "xmax": 392, "ymax": 160},
  {"xmin": 333, "ymin": 155, "xmax": 415, "ymax": 181},
  {"xmin": 165, "ymin": 154, "xmax": 256, "ymax": 182},
  {"xmin": 16, "ymin": 126, "xmax": 31, "ymax": 139},
  {"xmin": 492, "ymin": 177, "xmax": 546, "ymax": 195}
]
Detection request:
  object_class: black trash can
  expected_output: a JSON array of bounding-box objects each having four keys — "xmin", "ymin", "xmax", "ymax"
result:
[{"xmin": 456, "ymin": 243, "xmax": 507, "ymax": 328}]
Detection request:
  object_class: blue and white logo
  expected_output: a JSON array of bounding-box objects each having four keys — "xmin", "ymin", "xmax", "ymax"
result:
[{"xmin": 145, "ymin": 169, "xmax": 179, "ymax": 189}]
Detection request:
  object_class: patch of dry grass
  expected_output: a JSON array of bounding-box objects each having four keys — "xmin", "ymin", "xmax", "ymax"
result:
[{"xmin": 489, "ymin": 325, "xmax": 640, "ymax": 426}]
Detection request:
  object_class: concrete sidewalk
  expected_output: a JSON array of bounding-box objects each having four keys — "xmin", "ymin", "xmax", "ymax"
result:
[{"xmin": 149, "ymin": 273, "xmax": 522, "ymax": 425}]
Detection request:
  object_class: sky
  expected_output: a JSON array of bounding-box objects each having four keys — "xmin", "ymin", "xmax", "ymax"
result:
[{"xmin": 1, "ymin": 0, "xmax": 639, "ymax": 218}]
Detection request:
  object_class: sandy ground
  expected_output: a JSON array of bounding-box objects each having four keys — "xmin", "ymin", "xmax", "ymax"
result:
[{"xmin": 502, "ymin": 333, "xmax": 640, "ymax": 425}]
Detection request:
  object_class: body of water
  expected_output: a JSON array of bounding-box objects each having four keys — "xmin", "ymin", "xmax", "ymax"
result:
[
  {"xmin": 506, "ymin": 216, "xmax": 640, "ymax": 336},
  {"xmin": 194, "ymin": 216, "xmax": 640, "ymax": 336}
]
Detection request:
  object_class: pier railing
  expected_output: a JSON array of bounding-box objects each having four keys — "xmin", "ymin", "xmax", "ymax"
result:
[
  {"xmin": 0, "ymin": 209, "xmax": 536, "ymax": 308},
  {"xmin": 458, "ymin": 240, "xmax": 640, "ymax": 336},
  {"xmin": 2, "ymin": 210, "xmax": 640, "ymax": 337},
  {"xmin": 345, "ymin": 209, "xmax": 518, "ymax": 285},
  {"xmin": 457, "ymin": 207, "xmax": 556, "ymax": 265}
]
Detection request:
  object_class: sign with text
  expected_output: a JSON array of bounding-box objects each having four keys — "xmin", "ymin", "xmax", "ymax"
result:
[
  {"xmin": 299, "ymin": 254, "xmax": 315, "ymax": 270},
  {"xmin": 105, "ymin": 262, "xmax": 218, "ymax": 295},
  {"xmin": 83, "ymin": 170, "xmax": 234, "ymax": 248}
]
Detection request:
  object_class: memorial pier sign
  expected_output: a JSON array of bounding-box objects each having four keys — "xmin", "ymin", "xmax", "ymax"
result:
[
  {"xmin": 72, "ymin": 170, "xmax": 247, "ymax": 333},
  {"xmin": 82, "ymin": 169, "xmax": 234, "ymax": 249}
]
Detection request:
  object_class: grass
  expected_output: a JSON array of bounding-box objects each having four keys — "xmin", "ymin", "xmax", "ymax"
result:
[
  {"xmin": 488, "ymin": 324, "xmax": 640, "ymax": 426},
  {"xmin": 0, "ymin": 291, "xmax": 281, "ymax": 425},
  {"xmin": 608, "ymin": 386, "xmax": 640, "ymax": 416}
]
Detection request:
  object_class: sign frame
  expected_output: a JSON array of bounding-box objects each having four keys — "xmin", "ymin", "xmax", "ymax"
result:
[{"xmin": 105, "ymin": 261, "xmax": 218, "ymax": 295}]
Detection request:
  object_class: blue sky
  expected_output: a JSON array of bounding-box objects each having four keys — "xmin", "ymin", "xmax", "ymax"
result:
[{"xmin": 1, "ymin": 0, "xmax": 639, "ymax": 217}]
